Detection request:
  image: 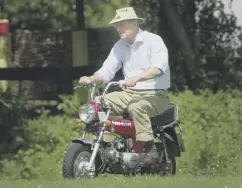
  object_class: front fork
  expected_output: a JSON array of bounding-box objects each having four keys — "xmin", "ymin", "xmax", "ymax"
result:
[{"xmin": 87, "ymin": 109, "xmax": 111, "ymax": 171}]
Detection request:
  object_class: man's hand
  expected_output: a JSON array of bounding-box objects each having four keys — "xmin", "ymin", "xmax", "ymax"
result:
[
  {"xmin": 79, "ymin": 74, "xmax": 104, "ymax": 85},
  {"xmin": 79, "ymin": 76, "xmax": 92, "ymax": 85},
  {"xmin": 124, "ymin": 76, "xmax": 139, "ymax": 87}
]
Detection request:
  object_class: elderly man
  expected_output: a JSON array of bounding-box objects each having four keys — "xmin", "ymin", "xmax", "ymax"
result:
[{"xmin": 79, "ymin": 7, "xmax": 170, "ymax": 167}]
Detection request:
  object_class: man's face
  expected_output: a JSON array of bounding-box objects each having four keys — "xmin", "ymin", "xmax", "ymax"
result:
[{"xmin": 115, "ymin": 20, "xmax": 138, "ymax": 41}]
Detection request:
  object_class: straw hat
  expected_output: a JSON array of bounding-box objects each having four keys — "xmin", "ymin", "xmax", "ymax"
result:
[{"xmin": 109, "ymin": 7, "xmax": 145, "ymax": 25}]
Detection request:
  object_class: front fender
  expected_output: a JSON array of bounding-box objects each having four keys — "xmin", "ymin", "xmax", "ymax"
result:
[
  {"xmin": 71, "ymin": 137, "xmax": 105, "ymax": 172},
  {"xmin": 72, "ymin": 138, "xmax": 93, "ymax": 146}
]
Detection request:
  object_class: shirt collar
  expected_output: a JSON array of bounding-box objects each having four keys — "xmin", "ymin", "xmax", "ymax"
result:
[{"xmin": 134, "ymin": 28, "xmax": 144, "ymax": 43}]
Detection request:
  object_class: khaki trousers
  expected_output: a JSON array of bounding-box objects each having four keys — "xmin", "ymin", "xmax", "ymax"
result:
[{"xmin": 96, "ymin": 89, "xmax": 168, "ymax": 141}]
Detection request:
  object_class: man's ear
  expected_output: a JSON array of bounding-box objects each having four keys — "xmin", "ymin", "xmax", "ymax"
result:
[{"xmin": 134, "ymin": 20, "xmax": 138, "ymax": 27}]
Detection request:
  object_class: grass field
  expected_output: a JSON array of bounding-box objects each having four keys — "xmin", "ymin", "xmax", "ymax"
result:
[{"xmin": 1, "ymin": 175, "xmax": 242, "ymax": 188}]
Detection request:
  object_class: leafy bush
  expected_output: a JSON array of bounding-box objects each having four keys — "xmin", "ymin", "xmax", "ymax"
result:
[
  {"xmin": 1, "ymin": 90, "xmax": 242, "ymax": 179},
  {"xmin": 0, "ymin": 93, "xmax": 85, "ymax": 180},
  {"xmin": 0, "ymin": 112, "xmax": 85, "ymax": 180},
  {"xmin": 0, "ymin": 94, "xmax": 27, "ymax": 158},
  {"xmin": 171, "ymin": 89, "xmax": 242, "ymax": 176}
]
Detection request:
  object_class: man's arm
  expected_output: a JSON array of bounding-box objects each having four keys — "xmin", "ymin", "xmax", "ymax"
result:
[
  {"xmin": 92, "ymin": 44, "xmax": 122, "ymax": 83},
  {"xmin": 135, "ymin": 67, "xmax": 162, "ymax": 82},
  {"xmin": 136, "ymin": 37, "xmax": 168, "ymax": 82},
  {"xmin": 89, "ymin": 73, "xmax": 104, "ymax": 84},
  {"xmin": 80, "ymin": 43, "xmax": 122, "ymax": 85}
]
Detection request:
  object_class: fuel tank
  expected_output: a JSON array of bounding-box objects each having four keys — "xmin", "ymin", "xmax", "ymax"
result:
[{"xmin": 107, "ymin": 117, "xmax": 136, "ymax": 137}]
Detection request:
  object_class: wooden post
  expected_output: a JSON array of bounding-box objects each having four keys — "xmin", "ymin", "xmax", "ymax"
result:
[
  {"xmin": 0, "ymin": 19, "xmax": 9, "ymax": 93},
  {"xmin": 76, "ymin": 0, "xmax": 85, "ymax": 29},
  {"xmin": 73, "ymin": 0, "xmax": 87, "ymax": 67},
  {"xmin": 73, "ymin": 0, "xmax": 89, "ymax": 99}
]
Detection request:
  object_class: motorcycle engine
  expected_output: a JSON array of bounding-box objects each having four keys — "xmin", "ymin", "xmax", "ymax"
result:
[{"xmin": 104, "ymin": 138, "xmax": 140, "ymax": 171}]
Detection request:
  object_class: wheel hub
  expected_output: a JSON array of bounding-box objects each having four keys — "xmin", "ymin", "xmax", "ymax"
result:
[
  {"xmin": 74, "ymin": 152, "xmax": 95, "ymax": 178},
  {"xmin": 150, "ymin": 160, "xmax": 173, "ymax": 176}
]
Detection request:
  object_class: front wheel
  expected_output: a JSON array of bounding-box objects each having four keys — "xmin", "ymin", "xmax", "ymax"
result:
[{"xmin": 62, "ymin": 143, "xmax": 99, "ymax": 179}]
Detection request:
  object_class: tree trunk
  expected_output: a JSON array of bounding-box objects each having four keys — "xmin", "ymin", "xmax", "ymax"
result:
[
  {"xmin": 160, "ymin": 0, "xmax": 201, "ymax": 90},
  {"xmin": 76, "ymin": 0, "xmax": 85, "ymax": 29}
]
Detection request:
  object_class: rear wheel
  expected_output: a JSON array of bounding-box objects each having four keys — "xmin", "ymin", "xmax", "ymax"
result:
[
  {"xmin": 151, "ymin": 144, "xmax": 176, "ymax": 176},
  {"xmin": 159, "ymin": 147, "xmax": 176, "ymax": 176},
  {"xmin": 62, "ymin": 143, "xmax": 100, "ymax": 179}
]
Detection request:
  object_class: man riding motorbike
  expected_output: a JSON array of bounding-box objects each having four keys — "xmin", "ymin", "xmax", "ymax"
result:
[{"xmin": 79, "ymin": 7, "xmax": 170, "ymax": 167}]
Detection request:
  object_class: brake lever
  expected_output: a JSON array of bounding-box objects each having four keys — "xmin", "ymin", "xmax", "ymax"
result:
[
  {"xmin": 74, "ymin": 81, "xmax": 95, "ymax": 90},
  {"xmin": 74, "ymin": 85, "xmax": 83, "ymax": 90}
]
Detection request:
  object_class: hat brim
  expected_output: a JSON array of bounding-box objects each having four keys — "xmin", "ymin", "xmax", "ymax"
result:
[{"xmin": 109, "ymin": 17, "xmax": 145, "ymax": 25}]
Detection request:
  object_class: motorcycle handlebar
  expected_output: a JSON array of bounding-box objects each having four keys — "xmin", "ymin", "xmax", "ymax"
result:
[
  {"xmin": 109, "ymin": 80, "xmax": 125, "ymax": 88},
  {"xmin": 74, "ymin": 80, "xmax": 125, "ymax": 89},
  {"xmin": 101, "ymin": 80, "xmax": 125, "ymax": 99},
  {"xmin": 74, "ymin": 81, "xmax": 96, "ymax": 90},
  {"xmin": 74, "ymin": 80, "xmax": 125, "ymax": 102}
]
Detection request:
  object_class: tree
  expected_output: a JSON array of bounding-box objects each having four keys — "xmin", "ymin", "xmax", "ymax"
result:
[
  {"xmin": 132, "ymin": 0, "xmax": 242, "ymax": 91},
  {"xmin": 4, "ymin": 0, "xmax": 131, "ymax": 32},
  {"xmin": 5, "ymin": 0, "xmax": 76, "ymax": 32},
  {"xmin": 4, "ymin": 0, "xmax": 242, "ymax": 91}
]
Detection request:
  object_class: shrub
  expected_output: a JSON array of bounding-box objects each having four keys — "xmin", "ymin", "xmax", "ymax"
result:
[
  {"xmin": 0, "ymin": 94, "xmax": 27, "ymax": 160},
  {"xmin": 1, "ymin": 112, "xmax": 86, "ymax": 179},
  {"xmin": 170, "ymin": 89, "xmax": 242, "ymax": 176},
  {"xmin": 0, "ymin": 93, "xmax": 85, "ymax": 180},
  {"xmin": 1, "ymin": 89, "xmax": 242, "ymax": 179}
]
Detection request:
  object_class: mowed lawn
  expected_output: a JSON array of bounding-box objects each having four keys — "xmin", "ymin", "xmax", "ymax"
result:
[{"xmin": 1, "ymin": 175, "xmax": 242, "ymax": 188}]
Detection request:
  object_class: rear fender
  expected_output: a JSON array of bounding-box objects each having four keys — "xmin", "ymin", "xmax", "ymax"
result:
[
  {"xmin": 176, "ymin": 133, "xmax": 185, "ymax": 152},
  {"xmin": 164, "ymin": 133, "xmax": 174, "ymax": 142},
  {"xmin": 155, "ymin": 133, "xmax": 174, "ymax": 143},
  {"xmin": 156, "ymin": 132, "xmax": 181, "ymax": 157}
]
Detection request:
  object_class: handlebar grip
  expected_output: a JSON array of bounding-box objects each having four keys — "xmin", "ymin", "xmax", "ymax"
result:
[
  {"xmin": 74, "ymin": 85, "xmax": 83, "ymax": 90},
  {"xmin": 74, "ymin": 81, "xmax": 96, "ymax": 90},
  {"xmin": 118, "ymin": 80, "xmax": 125, "ymax": 88}
]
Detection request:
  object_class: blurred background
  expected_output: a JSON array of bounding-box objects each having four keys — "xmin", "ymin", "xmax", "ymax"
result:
[{"xmin": 0, "ymin": 0, "xmax": 242, "ymax": 180}]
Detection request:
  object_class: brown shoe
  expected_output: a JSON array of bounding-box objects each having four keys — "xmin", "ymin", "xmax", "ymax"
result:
[
  {"xmin": 134, "ymin": 140, "xmax": 159, "ymax": 167},
  {"xmin": 141, "ymin": 141, "xmax": 159, "ymax": 167}
]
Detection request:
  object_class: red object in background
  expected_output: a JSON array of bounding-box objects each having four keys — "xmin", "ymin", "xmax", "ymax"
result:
[{"xmin": 0, "ymin": 19, "xmax": 9, "ymax": 36}]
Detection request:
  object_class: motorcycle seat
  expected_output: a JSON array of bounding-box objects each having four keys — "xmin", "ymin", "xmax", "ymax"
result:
[
  {"xmin": 150, "ymin": 103, "xmax": 177, "ymax": 126},
  {"xmin": 123, "ymin": 103, "xmax": 177, "ymax": 126}
]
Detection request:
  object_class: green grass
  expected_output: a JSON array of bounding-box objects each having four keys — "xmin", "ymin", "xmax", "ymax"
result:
[{"xmin": 1, "ymin": 175, "xmax": 242, "ymax": 188}]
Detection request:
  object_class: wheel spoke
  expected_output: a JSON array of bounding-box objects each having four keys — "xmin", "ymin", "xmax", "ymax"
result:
[{"xmin": 73, "ymin": 152, "xmax": 95, "ymax": 179}]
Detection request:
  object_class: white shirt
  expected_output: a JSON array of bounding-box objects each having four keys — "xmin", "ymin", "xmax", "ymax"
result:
[{"xmin": 95, "ymin": 28, "xmax": 170, "ymax": 90}]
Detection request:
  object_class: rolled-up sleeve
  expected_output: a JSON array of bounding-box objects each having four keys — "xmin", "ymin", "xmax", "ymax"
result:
[
  {"xmin": 150, "ymin": 37, "xmax": 169, "ymax": 74},
  {"xmin": 94, "ymin": 43, "xmax": 122, "ymax": 83}
]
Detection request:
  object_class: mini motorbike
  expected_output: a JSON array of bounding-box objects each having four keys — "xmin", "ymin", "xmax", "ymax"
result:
[{"xmin": 62, "ymin": 80, "xmax": 185, "ymax": 179}]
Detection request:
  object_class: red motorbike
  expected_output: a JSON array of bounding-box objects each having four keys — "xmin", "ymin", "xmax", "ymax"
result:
[{"xmin": 62, "ymin": 80, "xmax": 185, "ymax": 179}]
